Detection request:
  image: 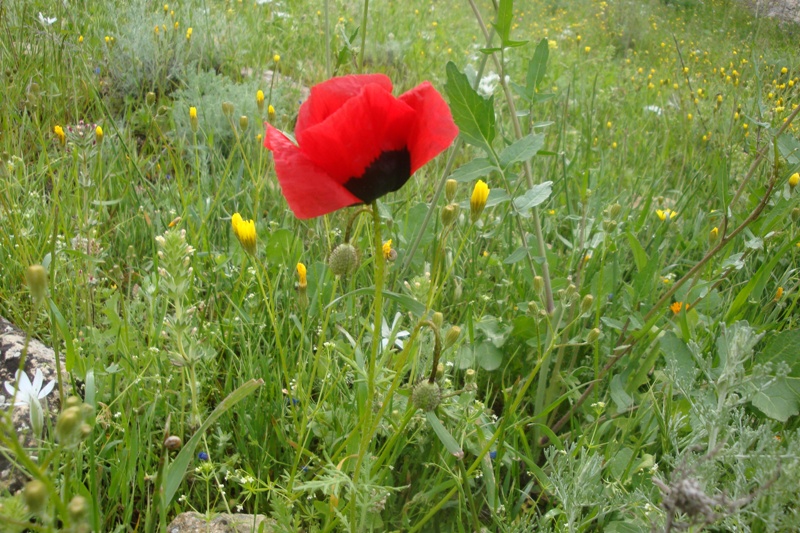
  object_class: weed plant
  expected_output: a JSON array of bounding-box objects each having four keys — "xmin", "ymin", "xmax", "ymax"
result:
[{"xmin": 1, "ymin": 0, "xmax": 800, "ymax": 531}]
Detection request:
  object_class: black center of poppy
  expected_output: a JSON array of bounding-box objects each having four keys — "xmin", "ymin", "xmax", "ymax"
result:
[{"xmin": 343, "ymin": 148, "xmax": 411, "ymax": 204}]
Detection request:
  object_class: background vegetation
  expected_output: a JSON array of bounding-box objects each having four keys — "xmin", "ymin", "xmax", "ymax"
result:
[{"xmin": 2, "ymin": 0, "xmax": 800, "ymax": 531}]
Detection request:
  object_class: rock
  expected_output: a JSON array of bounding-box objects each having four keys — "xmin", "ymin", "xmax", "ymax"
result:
[
  {"xmin": 0, "ymin": 315, "xmax": 64, "ymax": 493},
  {"xmin": 167, "ymin": 512, "xmax": 276, "ymax": 533}
]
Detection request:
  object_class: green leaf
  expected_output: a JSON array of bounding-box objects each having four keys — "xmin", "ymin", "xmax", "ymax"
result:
[
  {"xmin": 778, "ymin": 133, "xmax": 800, "ymax": 165},
  {"xmin": 526, "ymin": 38, "xmax": 550, "ymax": 91},
  {"xmin": 726, "ymin": 239, "xmax": 796, "ymax": 321},
  {"xmin": 475, "ymin": 341, "xmax": 503, "ymax": 371},
  {"xmin": 624, "ymin": 232, "xmax": 649, "ymax": 273},
  {"xmin": 751, "ymin": 377, "xmax": 800, "ymax": 422},
  {"xmin": 493, "ymin": 0, "xmax": 513, "ymax": 44},
  {"xmin": 659, "ymin": 331, "xmax": 696, "ymax": 386},
  {"xmin": 164, "ymin": 379, "xmax": 263, "ymax": 506},
  {"xmin": 759, "ymin": 329, "xmax": 800, "ymax": 374},
  {"xmin": 499, "ymin": 133, "xmax": 545, "ymax": 168},
  {"xmin": 445, "ymin": 62, "xmax": 496, "ymax": 153},
  {"xmin": 503, "ymin": 246, "xmax": 528, "ymax": 264},
  {"xmin": 512, "ymin": 181, "xmax": 552, "ymax": 214},
  {"xmin": 426, "ymin": 411, "xmax": 463, "ymax": 459},
  {"xmin": 448, "ymin": 158, "xmax": 498, "ymax": 183},
  {"xmin": 609, "ymin": 374, "xmax": 633, "ymax": 410}
]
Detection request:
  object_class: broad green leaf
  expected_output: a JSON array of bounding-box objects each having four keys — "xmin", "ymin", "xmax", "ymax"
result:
[
  {"xmin": 726, "ymin": 239, "xmax": 796, "ymax": 321},
  {"xmin": 503, "ymin": 246, "xmax": 528, "ymax": 264},
  {"xmin": 526, "ymin": 38, "xmax": 550, "ymax": 91},
  {"xmin": 751, "ymin": 377, "xmax": 800, "ymax": 422},
  {"xmin": 475, "ymin": 341, "xmax": 503, "ymax": 371},
  {"xmin": 659, "ymin": 331, "xmax": 696, "ymax": 385},
  {"xmin": 499, "ymin": 133, "xmax": 545, "ymax": 168},
  {"xmin": 448, "ymin": 158, "xmax": 498, "ymax": 183},
  {"xmin": 777, "ymin": 133, "xmax": 800, "ymax": 165},
  {"xmin": 607, "ymin": 447, "xmax": 633, "ymax": 481},
  {"xmin": 758, "ymin": 329, "xmax": 800, "ymax": 374},
  {"xmin": 493, "ymin": 0, "xmax": 513, "ymax": 44},
  {"xmin": 624, "ymin": 232, "xmax": 649, "ymax": 273},
  {"xmin": 445, "ymin": 62, "xmax": 496, "ymax": 153},
  {"xmin": 426, "ymin": 411, "xmax": 463, "ymax": 458},
  {"xmin": 513, "ymin": 181, "xmax": 552, "ymax": 214},
  {"xmin": 609, "ymin": 374, "xmax": 633, "ymax": 410},
  {"xmin": 165, "ymin": 379, "xmax": 263, "ymax": 506}
]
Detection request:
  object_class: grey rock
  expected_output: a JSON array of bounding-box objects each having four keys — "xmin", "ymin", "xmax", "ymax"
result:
[{"xmin": 167, "ymin": 512, "xmax": 276, "ymax": 533}]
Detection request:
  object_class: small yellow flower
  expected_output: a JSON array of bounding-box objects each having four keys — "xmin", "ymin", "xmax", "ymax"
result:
[
  {"xmin": 470, "ymin": 180, "xmax": 490, "ymax": 222},
  {"xmin": 687, "ymin": 113, "xmax": 693, "ymax": 121},
  {"xmin": 273, "ymin": 54, "xmax": 281, "ymax": 63},
  {"xmin": 104, "ymin": 35, "xmax": 110, "ymax": 44},
  {"xmin": 174, "ymin": 21, "xmax": 179, "ymax": 30},
  {"xmin": 231, "ymin": 213, "xmax": 257, "ymax": 255},
  {"xmin": 95, "ymin": 126, "xmax": 103, "ymax": 144},
  {"xmin": 774, "ymin": 286, "xmax": 784, "ymax": 301},
  {"xmin": 382, "ymin": 239, "xmax": 393, "ymax": 260},
  {"xmin": 656, "ymin": 208, "xmax": 677, "ymax": 222},
  {"xmin": 709, "ymin": 226, "xmax": 719, "ymax": 242},
  {"xmin": 78, "ymin": 35, "xmax": 84, "ymax": 43},
  {"xmin": 185, "ymin": 27, "xmax": 192, "ymax": 40},
  {"xmin": 163, "ymin": 3, "xmax": 169, "ymax": 13},
  {"xmin": 781, "ymin": 67, "xmax": 788, "ymax": 75},
  {"xmin": 256, "ymin": 90, "xmax": 265, "ymax": 112},
  {"xmin": 54, "ymin": 125, "xmax": 65, "ymax": 145},
  {"xmin": 296, "ymin": 262, "xmax": 307, "ymax": 289},
  {"xmin": 584, "ymin": 46, "xmax": 591, "ymax": 53},
  {"xmin": 670, "ymin": 301, "xmax": 688, "ymax": 314},
  {"xmin": 189, "ymin": 106, "xmax": 198, "ymax": 132},
  {"xmin": 268, "ymin": 104, "xmax": 276, "ymax": 122},
  {"xmin": 789, "ymin": 172, "xmax": 799, "ymax": 188}
]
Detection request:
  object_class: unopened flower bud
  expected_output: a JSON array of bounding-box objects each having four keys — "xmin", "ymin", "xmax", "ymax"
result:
[
  {"xmin": 470, "ymin": 180, "xmax": 490, "ymax": 222},
  {"xmin": 565, "ymin": 284, "xmax": 577, "ymax": 299},
  {"xmin": 189, "ymin": 106, "xmax": 198, "ymax": 132},
  {"xmin": 56, "ymin": 406, "xmax": 83, "ymax": 446},
  {"xmin": 608, "ymin": 203, "xmax": 622, "ymax": 219},
  {"xmin": 793, "ymin": 208, "xmax": 800, "ymax": 222},
  {"xmin": 436, "ymin": 363, "xmax": 445, "ymax": 380},
  {"xmin": 790, "ymin": 172, "xmax": 800, "ymax": 188},
  {"xmin": 587, "ymin": 327, "xmax": 601, "ymax": 343},
  {"xmin": 412, "ymin": 381, "xmax": 441, "ymax": 412},
  {"xmin": 709, "ymin": 226, "xmax": 719, "ymax": 243},
  {"xmin": 221, "ymin": 101, "xmax": 234, "ymax": 117},
  {"xmin": 23, "ymin": 480, "xmax": 48, "ymax": 515},
  {"xmin": 268, "ymin": 104, "xmax": 276, "ymax": 123},
  {"xmin": 432, "ymin": 312, "xmax": 444, "ymax": 329},
  {"xmin": 328, "ymin": 243, "xmax": 359, "ymax": 277},
  {"xmin": 146, "ymin": 91, "xmax": 156, "ymax": 105},
  {"xmin": 65, "ymin": 396, "xmax": 82, "ymax": 409},
  {"xmin": 239, "ymin": 115, "xmax": 249, "ymax": 130},
  {"xmin": 465, "ymin": 368, "xmax": 477, "ymax": 384},
  {"xmin": 26, "ymin": 264, "xmax": 48, "ymax": 304},
  {"xmin": 533, "ymin": 276, "xmax": 544, "ymax": 293},
  {"xmin": 441, "ymin": 204, "xmax": 458, "ymax": 226},
  {"xmin": 67, "ymin": 495, "xmax": 88, "ymax": 522},
  {"xmin": 256, "ymin": 90, "xmax": 265, "ymax": 113},
  {"xmin": 580, "ymin": 294, "xmax": 594, "ymax": 314},
  {"xmin": 445, "ymin": 325, "xmax": 461, "ymax": 348},
  {"xmin": 528, "ymin": 300, "xmax": 539, "ymax": 314},
  {"xmin": 95, "ymin": 125, "xmax": 104, "ymax": 144},
  {"xmin": 445, "ymin": 179, "xmax": 458, "ymax": 202},
  {"xmin": 602, "ymin": 219, "xmax": 617, "ymax": 232}
]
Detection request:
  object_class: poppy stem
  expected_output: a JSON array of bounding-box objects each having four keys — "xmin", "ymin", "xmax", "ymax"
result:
[{"xmin": 343, "ymin": 206, "xmax": 372, "ymax": 243}]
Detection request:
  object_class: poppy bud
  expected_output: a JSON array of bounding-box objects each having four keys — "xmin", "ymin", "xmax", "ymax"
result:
[
  {"xmin": 533, "ymin": 275, "xmax": 544, "ymax": 294},
  {"xmin": 470, "ymin": 180, "xmax": 490, "ymax": 222},
  {"xmin": 432, "ymin": 312, "xmax": 444, "ymax": 329},
  {"xmin": 23, "ymin": 480, "xmax": 48, "ymax": 515},
  {"xmin": 441, "ymin": 204, "xmax": 458, "ymax": 226},
  {"xmin": 221, "ymin": 101, "xmax": 234, "ymax": 117},
  {"xmin": 189, "ymin": 106, "xmax": 198, "ymax": 132},
  {"xmin": 253, "ymin": 90, "xmax": 264, "ymax": 113},
  {"xmin": 445, "ymin": 325, "xmax": 461, "ymax": 348},
  {"xmin": 587, "ymin": 327, "xmax": 601, "ymax": 343},
  {"xmin": 580, "ymin": 294, "xmax": 594, "ymax": 314},
  {"xmin": 412, "ymin": 381, "xmax": 441, "ymax": 412},
  {"xmin": 239, "ymin": 115, "xmax": 248, "ymax": 130},
  {"xmin": 445, "ymin": 179, "xmax": 458, "ymax": 202},
  {"xmin": 26, "ymin": 264, "xmax": 48, "ymax": 304},
  {"xmin": 164, "ymin": 435, "xmax": 182, "ymax": 451},
  {"xmin": 328, "ymin": 243, "xmax": 359, "ymax": 277},
  {"xmin": 146, "ymin": 91, "xmax": 156, "ymax": 105}
]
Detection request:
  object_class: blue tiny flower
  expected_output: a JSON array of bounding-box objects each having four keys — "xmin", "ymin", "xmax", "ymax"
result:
[
  {"xmin": 489, "ymin": 450, "xmax": 497, "ymax": 460},
  {"xmin": 94, "ymin": 67, "xmax": 101, "ymax": 75},
  {"xmin": 198, "ymin": 451, "xmax": 209, "ymax": 461}
]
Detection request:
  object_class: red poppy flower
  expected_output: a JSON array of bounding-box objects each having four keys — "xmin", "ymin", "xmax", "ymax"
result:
[{"xmin": 264, "ymin": 74, "xmax": 458, "ymax": 219}]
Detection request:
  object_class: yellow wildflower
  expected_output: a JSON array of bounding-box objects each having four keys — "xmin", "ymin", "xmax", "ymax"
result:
[
  {"xmin": 789, "ymin": 172, "xmax": 799, "ymax": 188},
  {"xmin": 189, "ymin": 106, "xmax": 198, "ymax": 132},
  {"xmin": 78, "ymin": 35, "xmax": 83, "ymax": 43},
  {"xmin": 54, "ymin": 125, "xmax": 65, "ymax": 145},
  {"xmin": 670, "ymin": 301, "xmax": 688, "ymax": 314},
  {"xmin": 296, "ymin": 263, "xmax": 307, "ymax": 289},
  {"xmin": 231, "ymin": 213, "xmax": 257, "ymax": 255},
  {"xmin": 709, "ymin": 226, "xmax": 719, "ymax": 242},
  {"xmin": 95, "ymin": 126, "xmax": 103, "ymax": 144},
  {"xmin": 256, "ymin": 90, "xmax": 265, "ymax": 113},
  {"xmin": 656, "ymin": 208, "xmax": 677, "ymax": 222},
  {"xmin": 273, "ymin": 54, "xmax": 281, "ymax": 63},
  {"xmin": 382, "ymin": 239, "xmax": 393, "ymax": 260},
  {"xmin": 186, "ymin": 27, "xmax": 192, "ymax": 40},
  {"xmin": 268, "ymin": 104, "xmax": 276, "ymax": 122},
  {"xmin": 470, "ymin": 180, "xmax": 490, "ymax": 222},
  {"xmin": 774, "ymin": 286, "xmax": 784, "ymax": 301}
]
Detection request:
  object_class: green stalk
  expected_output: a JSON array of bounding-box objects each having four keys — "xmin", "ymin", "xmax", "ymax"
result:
[{"xmin": 358, "ymin": 0, "xmax": 369, "ymax": 72}]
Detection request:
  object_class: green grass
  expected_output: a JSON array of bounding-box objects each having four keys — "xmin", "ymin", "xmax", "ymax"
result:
[{"xmin": 2, "ymin": 0, "xmax": 800, "ymax": 531}]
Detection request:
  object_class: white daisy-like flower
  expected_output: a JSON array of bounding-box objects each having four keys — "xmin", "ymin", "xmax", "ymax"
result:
[
  {"xmin": 381, "ymin": 313, "xmax": 410, "ymax": 351},
  {"xmin": 4, "ymin": 368, "xmax": 56, "ymax": 406}
]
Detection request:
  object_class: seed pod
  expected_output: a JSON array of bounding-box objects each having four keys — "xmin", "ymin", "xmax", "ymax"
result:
[
  {"xmin": 26, "ymin": 265, "xmax": 48, "ymax": 304},
  {"xmin": 412, "ymin": 381, "xmax": 441, "ymax": 412},
  {"xmin": 221, "ymin": 101, "xmax": 234, "ymax": 117},
  {"xmin": 328, "ymin": 243, "xmax": 359, "ymax": 277},
  {"xmin": 23, "ymin": 480, "xmax": 48, "ymax": 515},
  {"xmin": 164, "ymin": 435, "xmax": 182, "ymax": 451}
]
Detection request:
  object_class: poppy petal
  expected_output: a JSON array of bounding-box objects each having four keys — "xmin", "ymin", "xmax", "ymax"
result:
[
  {"xmin": 297, "ymin": 83, "xmax": 417, "ymax": 203},
  {"xmin": 266, "ymin": 125, "xmax": 362, "ymax": 219},
  {"xmin": 296, "ymin": 74, "xmax": 393, "ymax": 135},
  {"xmin": 399, "ymin": 82, "xmax": 459, "ymax": 174}
]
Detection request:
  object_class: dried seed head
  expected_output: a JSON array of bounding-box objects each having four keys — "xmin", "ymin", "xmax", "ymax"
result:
[{"xmin": 412, "ymin": 381, "xmax": 441, "ymax": 412}]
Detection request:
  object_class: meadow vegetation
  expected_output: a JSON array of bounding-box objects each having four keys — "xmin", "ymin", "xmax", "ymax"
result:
[{"xmin": 2, "ymin": 0, "xmax": 800, "ymax": 531}]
